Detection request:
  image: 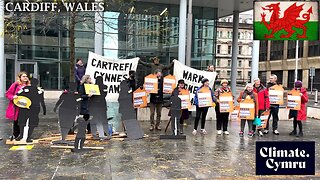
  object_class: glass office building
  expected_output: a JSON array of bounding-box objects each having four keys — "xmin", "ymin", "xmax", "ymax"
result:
[{"xmin": 4, "ymin": 2, "xmax": 218, "ymax": 90}]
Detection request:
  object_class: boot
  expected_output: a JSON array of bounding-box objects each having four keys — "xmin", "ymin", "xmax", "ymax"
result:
[
  {"xmin": 289, "ymin": 130, "xmax": 297, "ymax": 136},
  {"xmin": 15, "ymin": 126, "xmax": 24, "ymax": 141},
  {"xmin": 179, "ymin": 124, "xmax": 184, "ymax": 134},
  {"xmin": 296, "ymin": 131, "xmax": 303, "ymax": 137}
]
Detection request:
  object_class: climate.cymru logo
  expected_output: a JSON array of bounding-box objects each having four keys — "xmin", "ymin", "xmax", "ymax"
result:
[{"xmin": 256, "ymin": 141, "xmax": 315, "ymax": 175}]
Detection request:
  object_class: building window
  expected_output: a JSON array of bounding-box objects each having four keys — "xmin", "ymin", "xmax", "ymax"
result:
[
  {"xmin": 227, "ymin": 60, "xmax": 231, "ymax": 66},
  {"xmin": 228, "ymin": 46, "xmax": 232, "ymax": 54},
  {"xmin": 217, "ymin": 45, "xmax": 221, "ymax": 54},
  {"xmin": 270, "ymin": 41, "xmax": 284, "ymax": 60},
  {"xmin": 237, "ymin": 71, "xmax": 242, "ymax": 78},
  {"xmin": 248, "ymin": 46, "xmax": 252, "ymax": 55},
  {"xmin": 249, "ymin": 60, "xmax": 252, "ymax": 68},
  {"xmin": 239, "ymin": 46, "xmax": 242, "ymax": 55},
  {"xmin": 227, "ymin": 71, "xmax": 231, "ymax": 76},
  {"xmin": 216, "ymin": 59, "xmax": 220, "ymax": 67},
  {"xmin": 238, "ymin": 60, "xmax": 242, "ymax": 67},
  {"xmin": 238, "ymin": 32, "xmax": 241, "ymax": 39}
]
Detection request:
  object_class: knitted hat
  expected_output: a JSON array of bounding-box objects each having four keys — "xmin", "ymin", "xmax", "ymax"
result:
[
  {"xmin": 220, "ymin": 79, "xmax": 228, "ymax": 85},
  {"xmin": 294, "ymin": 80, "xmax": 302, "ymax": 88},
  {"xmin": 178, "ymin": 79, "xmax": 185, "ymax": 84}
]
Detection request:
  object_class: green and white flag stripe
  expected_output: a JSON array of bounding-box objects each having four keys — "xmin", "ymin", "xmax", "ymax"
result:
[{"xmin": 254, "ymin": 1, "xmax": 319, "ymax": 40}]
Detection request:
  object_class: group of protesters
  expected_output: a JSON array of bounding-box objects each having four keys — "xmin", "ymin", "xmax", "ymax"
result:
[{"xmin": 5, "ymin": 57, "xmax": 309, "ymax": 141}]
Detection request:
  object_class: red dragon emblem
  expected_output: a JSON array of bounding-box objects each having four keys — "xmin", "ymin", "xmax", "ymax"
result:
[{"xmin": 260, "ymin": 2, "xmax": 312, "ymax": 39}]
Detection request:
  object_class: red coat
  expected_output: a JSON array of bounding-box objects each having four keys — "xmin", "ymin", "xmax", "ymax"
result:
[
  {"xmin": 253, "ymin": 85, "xmax": 270, "ymax": 111},
  {"xmin": 297, "ymin": 87, "xmax": 308, "ymax": 121},
  {"xmin": 5, "ymin": 82, "xmax": 26, "ymax": 121}
]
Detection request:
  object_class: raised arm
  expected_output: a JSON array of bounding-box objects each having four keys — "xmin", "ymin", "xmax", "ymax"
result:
[
  {"xmin": 163, "ymin": 61, "xmax": 174, "ymax": 70},
  {"xmin": 139, "ymin": 59, "xmax": 152, "ymax": 67}
]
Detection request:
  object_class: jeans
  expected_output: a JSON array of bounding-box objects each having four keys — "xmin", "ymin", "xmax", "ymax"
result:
[
  {"xmin": 266, "ymin": 106, "xmax": 279, "ymax": 131},
  {"xmin": 194, "ymin": 106, "xmax": 209, "ymax": 130},
  {"xmin": 150, "ymin": 103, "xmax": 162, "ymax": 127}
]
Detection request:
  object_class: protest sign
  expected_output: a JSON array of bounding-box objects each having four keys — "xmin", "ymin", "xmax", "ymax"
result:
[
  {"xmin": 144, "ymin": 74, "xmax": 158, "ymax": 94},
  {"xmin": 85, "ymin": 52, "xmax": 139, "ymax": 101},
  {"xmin": 163, "ymin": 75, "xmax": 176, "ymax": 94},
  {"xmin": 84, "ymin": 84, "xmax": 100, "ymax": 95},
  {"xmin": 133, "ymin": 88, "xmax": 147, "ymax": 108},
  {"xmin": 173, "ymin": 60, "xmax": 216, "ymax": 108},
  {"xmin": 287, "ymin": 89, "xmax": 301, "ymax": 110},
  {"xmin": 257, "ymin": 110, "xmax": 270, "ymax": 129},
  {"xmin": 197, "ymin": 87, "xmax": 214, "ymax": 108},
  {"xmin": 239, "ymin": 98, "xmax": 255, "ymax": 120},
  {"xmin": 179, "ymin": 89, "xmax": 191, "ymax": 110},
  {"xmin": 219, "ymin": 92, "xmax": 234, "ymax": 113},
  {"xmin": 269, "ymin": 85, "xmax": 284, "ymax": 105}
]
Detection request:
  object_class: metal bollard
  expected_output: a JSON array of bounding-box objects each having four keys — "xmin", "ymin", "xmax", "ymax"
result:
[{"xmin": 315, "ymin": 89, "xmax": 318, "ymax": 104}]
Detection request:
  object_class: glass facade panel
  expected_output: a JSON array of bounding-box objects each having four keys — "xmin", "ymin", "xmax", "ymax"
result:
[
  {"xmin": 103, "ymin": 2, "xmax": 218, "ymax": 71},
  {"xmin": 5, "ymin": 2, "xmax": 218, "ymax": 90}
]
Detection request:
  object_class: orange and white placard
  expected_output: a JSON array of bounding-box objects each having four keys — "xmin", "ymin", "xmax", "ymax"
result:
[
  {"xmin": 257, "ymin": 110, "xmax": 270, "ymax": 129},
  {"xmin": 219, "ymin": 92, "xmax": 234, "ymax": 113},
  {"xmin": 163, "ymin": 75, "xmax": 176, "ymax": 94},
  {"xmin": 133, "ymin": 88, "xmax": 147, "ymax": 108},
  {"xmin": 287, "ymin": 89, "xmax": 301, "ymax": 110},
  {"xmin": 239, "ymin": 98, "xmax": 255, "ymax": 120},
  {"xmin": 144, "ymin": 74, "xmax": 158, "ymax": 94},
  {"xmin": 269, "ymin": 85, "xmax": 284, "ymax": 105},
  {"xmin": 197, "ymin": 87, "xmax": 213, "ymax": 107},
  {"xmin": 230, "ymin": 106, "xmax": 240, "ymax": 121},
  {"xmin": 179, "ymin": 89, "xmax": 191, "ymax": 110}
]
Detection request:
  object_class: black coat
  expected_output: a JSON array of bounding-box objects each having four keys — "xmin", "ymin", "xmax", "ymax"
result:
[
  {"xmin": 79, "ymin": 84, "xmax": 90, "ymax": 115},
  {"xmin": 150, "ymin": 77, "xmax": 164, "ymax": 104}
]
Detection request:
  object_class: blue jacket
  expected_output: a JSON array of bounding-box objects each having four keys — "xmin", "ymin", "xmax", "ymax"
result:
[
  {"xmin": 75, "ymin": 64, "xmax": 86, "ymax": 82},
  {"xmin": 194, "ymin": 85, "xmax": 216, "ymax": 107}
]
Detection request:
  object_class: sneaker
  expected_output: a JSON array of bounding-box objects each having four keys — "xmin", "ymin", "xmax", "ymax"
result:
[
  {"xmin": 263, "ymin": 130, "xmax": 269, "ymax": 134},
  {"xmin": 149, "ymin": 125, "xmax": 154, "ymax": 131},
  {"xmin": 273, "ymin": 130, "xmax": 280, "ymax": 135},
  {"xmin": 26, "ymin": 138, "xmax": 33, "ymax": 143},
  {"xmin": 192, "ymin": 129, "xmax": 197, "ymax": 136},
  {"xmin": 223, "ymin": 131, "xmax": 230, "ymax": 135},
  {"xmin": 289, "ymin": 130, "xmax": 297, "ymax": 136},
  {"xmin": 239, "ymin": 131, "xmax": 244, "ymax": 137},
  {"xmin": 200, "ymin": 129, "xmax": 208, "ymax": 135},
  {"xmin": 156, "ymin": 126, "xmax": 161, "ymax": 131},
  {"xmin": 258, "ymin": 131, "xmax": 264, "ymax": 137},
  {"xmin": 296, "ymin": 131, "xmax": 303, "ymax": 137},
  {"xmin": 217, "ymin": 130, "xmax": 222, "ymax": 135},
  {"xmin": 248, "ymin": 131, "xmax": 254, "ymax": 137}
]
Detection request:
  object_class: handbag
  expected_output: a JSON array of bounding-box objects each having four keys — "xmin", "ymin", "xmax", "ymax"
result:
[{"xmin": 253, "ymin": 117, "xmax": 261, "ymax": 126}]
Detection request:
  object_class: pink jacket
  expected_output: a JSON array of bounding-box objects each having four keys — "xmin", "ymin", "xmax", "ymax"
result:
[{"xmin": 5, "ymin": 82, "xmax": 26, "ymax": 121}]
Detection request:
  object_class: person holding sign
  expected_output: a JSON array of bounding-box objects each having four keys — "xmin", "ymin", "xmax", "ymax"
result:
[
  {"xmin": 5, "ymin": 72, "xmax": 30, "ymax": 140},
  {"xmin": 253, "ymin": 78, "xmax": 270, "ymax": 137},
  {"xmin": 79, "ymin": 75, "xmax": 93, "ymax": 133},
  {"xmin": 288, "ymin": 81, "xmax": 308, "ymax": 137},
  {"xmin": 172, "ymin": 79, "xmax": 190, "ymax": 134},
  {"xmin": 237, "ymin": 83, "xmax": 259, "ymax": 137},
  {"xmin": 192, "ymin": 78, "xmax": 216, "ymax": 135},
  {"xmin": 214, "ymin": 79, "xmax": 232, "ymax": 135},
  {"xmin": 149, "ymin": 70, "xmax": 164, "ymax": 131},
  {"xmin": 265, "ymin": 74, "xmax": 281, "ymax": 135}
]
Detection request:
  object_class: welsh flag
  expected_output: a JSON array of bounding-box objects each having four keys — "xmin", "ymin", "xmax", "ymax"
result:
[{"xmin": 254, "ymin": 1, "xmax": 319, "ymax": 40}]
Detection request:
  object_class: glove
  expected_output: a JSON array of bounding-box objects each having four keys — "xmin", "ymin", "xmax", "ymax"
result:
[
  {"xmin": 53, "ymin": 107, "xmax": 57, "ymax": 113},
  {"xmin": 43, "ymin": 111, "xmax": 46, "ymax": 115}
]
